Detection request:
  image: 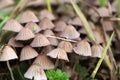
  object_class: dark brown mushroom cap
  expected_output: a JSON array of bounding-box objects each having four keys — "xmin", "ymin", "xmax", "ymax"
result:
[
  {"xmin": 15, "ymin": 28, "xmax": 35, "ymax": 41},
  {"xmin": 19, "ymin": 10, "xmax": 39, "ymax": 23},
  {"xmin": 33, "ymin": 54, "xmax": 55, "ymax": 70},
  {"xmin": 8, "ymin": 37, "xmax": 24, "ymax": 47},
  {"xmin": 39, "ymin": 18, "xmax": 55, "ymax": 30},
  {"xmin": 47, "ymin": 48, "xmax": 69, "ymax": 61},
  {"xmin": 0, "ymin": 45, "xmax": 18, "ymax": 61},
  {"xmin": 20, "ymin": 46, "xmax": 38, "ymax": 61},
  {"xmin": 3, "ymin": 19, "xmax": 23, "ymax": 32},
  {"xmin": 30, "ymin": 34, "xmax": 50, "ymax": 47},
  {"xmin": 73, "ymin": 40, "xmax": 91, "ymax": 56},
  {"xmin": 25, "ymin": 22, "xmax": 41, "ymax": 33}
]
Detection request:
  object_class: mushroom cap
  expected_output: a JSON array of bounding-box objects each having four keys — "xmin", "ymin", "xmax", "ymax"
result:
[
  {"xmin": 33, "ymin": 54, "xmax": 55, "ymax": 70},
  {"xmin": 43, "ymin": 29, "xmax": 55, "ymax": 36},
  {"xmin": 58, "ymin": 41, "xmax": 72, "ymax": 53},
  {"xmin": 91, "ymin": 44, "xmax": 103, "ymax": 58},
  {"xmin": 3, "ymin": 19, "xmax": 23, "ymax": 32},
  {"xmin": 24, "ymin": 64, "xmax": 47, "ymax": 80},
  {"xmin": 60, "ymin": 25, "xmax": 80, "ymax": 39},
  {"xmin": 47, "ymin": 48, "xmax": 69, "ymax": 61},
  {"xmin": 25, "ymin": 22, "xmax": 41, "ymax": 33},
  {"xmin": 73, "ymin": 40, "xmax": 91, "ymax": 56},
  {"xmin": 39, "ymin": 18, "xmax": 55, "ymax": 30},
  {"xmin": 8, "ymin": 37, "xmax": 24, "ymax": 47},
  {"xmin": 20, "ymin": 46, "xmax": 38, "ymax": 61},
  {"xmin": 19, "ymin": 10, "xmax": 39, "ymax": 23},
  {"xmin": 54, "ymin": 21, "xmax": 67, "ymax": 32},
  {"xmin": 30, "ymin": 34, "xmax": 50, "ymax": 47},
  {"xmin": 0, "ymin": 0, "xmax": 14, "ymax": 9},
  {"xmin": 0, "ymin": 45, "xmax": 18, "ymax": 61},
  {"xmin": 15, "ymin": 28, "xmax": 35, "ymax": 41},
  {"xmin": 68, "ymin": 17, "xmax": 82, "ymax": 26},
  {"xmin": 39, "ymin": 9, "xmax": 56, "ymax": 20}
]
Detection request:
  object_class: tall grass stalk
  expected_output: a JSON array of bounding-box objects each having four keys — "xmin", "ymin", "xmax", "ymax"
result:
[
  {"xmin": 100, "ymin": 0, "xmax": 106, "ymax": 7},
  {"xmin": 90, "ymin": 32, "xmax": 114, "ymax": 79},
  {"xmin": 70, "ymin": 0, "xmax": 95, "ymax": 44},
  {"xmin": 46, "ymin": 0, "xmax": 52, "ymax": 13}
]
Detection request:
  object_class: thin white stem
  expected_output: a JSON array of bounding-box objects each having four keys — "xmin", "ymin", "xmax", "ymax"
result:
[
  {"xmin": 6, "ymin": 61, "xmax": 15, "ymax": 80},
  {"xmin": 45, "ymin": 35, "xmax": 77, "ymax": 43}
]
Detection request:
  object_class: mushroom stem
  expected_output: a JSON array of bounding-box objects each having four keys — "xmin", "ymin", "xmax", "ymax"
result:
[
  {"xmin": 6, "ymin": 61, "xmax": 15, "ymax": 80},
  {"xmin": 55, "ymin": 59, "xmax": 59, "ymax": 69}
]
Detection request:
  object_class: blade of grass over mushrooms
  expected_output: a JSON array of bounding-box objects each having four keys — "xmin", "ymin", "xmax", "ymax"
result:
[
  {"xmin": 70, "ymin": 0, "xmax": 95, "ymax": 44},
  {"xmin": 33, "ymin": 54, "xmax": 55, "ymax": 70},
  {"xmin": 24, "ymin": 64, "xmax": 47, "ymax": 80},
  {"xmin": 20, "ymin": 46, "xmax": 38, "ymax": 61},
  {"xmin": 91, "ymin": 32, "xmax": 114, "ymax": 79},
  {"xmin": 46, "ymin": 0, "xmax": 52, "ymax": 13}
]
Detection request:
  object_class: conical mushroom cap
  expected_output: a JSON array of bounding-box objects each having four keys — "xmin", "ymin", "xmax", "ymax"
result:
[
  {"xmin": 19, "ymin": 10, "xmax": 39, "ymax": 23},
  {"xmin": 68, "ymin": 17, "xmax": 82, "ymax": 26},
  {"xmin": 39, "ymin": 18, "xmax": 55, "ymax": 30},
  {"xmin": 0, "ymin": 0, "xmax": 14, "ymax": 9},
  {"xmin": 58, "ymin": 41, "xmax": 72, "ymax": 53},
  {"xmin": 24, "ymin": 64, "xmax": 47, "ymax": 80},
  {"xmin": 93, "ymin": 30, "xmax": 104, "ymax": 44},
  {"xmin": 8, "ymin": 37, "xmax": 24, "ymax": 47},
  {"xmin": 60, "ymin": 25, "xmax": 80, "ymax": 39},
  {"xmin": 25, "ymin": 22, "xmax": 41, "ymax": 33},
  {"xmin": 39, "ymin": 9, "xmax": 56, "ymax": 20},
  {"xmin": 73, "ymin": 40, "xmax": 91, "ymax": 56},
  {"xmin": 43, "ymin": 29, "xmax": 55, "ymax": 36},
  {"xmin": 0, "ymin": 45, "xmax": 18, "ymax": 61},
  {"xmin": 20, "ymin": 46, "xmax": 38, "ymax": 61},
  {"xmin": 47, "ymin": 48, "xmax": 69, "ymax": 61},
  {"xmin": 54, "ymin": 21, "xmax": 67, "ymax": 32},
  {"xmin": 33, "ymin": 54, "xmax": 55, "ymax": 70},
  {"xmin": 3, "ymin": 19, "xmax": 23, "ymax": 32},
  {"xmin": 91, "ymin": 44, "xmax": 103, "ymax": 58},
  {"xmin": 30, "ymin": 34, "xmax": 50, "ymax": 47},
  {"xmin": 42, "ymin": 45, "xmax": 55, "ymax": 53},
  {"xmin": 15, "ymin": 28, "xmax": 35, "ymax": 41}
]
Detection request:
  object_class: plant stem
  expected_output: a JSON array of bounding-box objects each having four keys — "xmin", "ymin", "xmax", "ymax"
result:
[
  {"xmin": 46, "ymin": 0, "xmax": 52, "ymax": 13},
  {"xmin": 90, "ymin": 32, "xmax": 114, "ymax": 79},
  {"xmin": 6, "ymin": 61, "xmax": 15, "ymax": 80},
  {"xmin": 70, "ymin": 0, "xmax": 95, "ymax": 44}
]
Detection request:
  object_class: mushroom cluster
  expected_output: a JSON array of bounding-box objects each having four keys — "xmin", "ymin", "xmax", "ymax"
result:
[{"xmin": 1, "ymin": 4, "xmax": 112, "ymax": 80}]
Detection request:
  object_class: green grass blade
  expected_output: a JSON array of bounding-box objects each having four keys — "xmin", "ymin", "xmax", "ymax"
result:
[
  {"xmin": 100, "ymin": 0, "xmax": 106, "ymax": 7},
  {"xmin": 90, "ymin": 32, "xmax": 114, "ymax": 79},
  {"xmin": 70, "ymin": 0, "xmax": 95, "ymax": 44},
  {"xmin": 46, "ymin": 0, "xmax": 52, "ymax": 13}
]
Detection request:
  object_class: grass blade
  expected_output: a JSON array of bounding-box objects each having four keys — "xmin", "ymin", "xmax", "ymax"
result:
[
  {"xmin": 70, "ymin": 0, "xmax": 95, "ymax": 44},
  {"xmin": 46, "ymin": 0, "xmax": 52, "ymax": 13},
  {"xmin": 90, "ymin": 32, "xmax": 114, "ymax": 79},
  {"xmin": 100, "ymin": 0, "xmax": 106, "ymax": 7}
]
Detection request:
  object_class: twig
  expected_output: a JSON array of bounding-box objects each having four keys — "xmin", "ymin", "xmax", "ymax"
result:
[{"xmin": 45, "ymin": 35, "xmax": 77, "ymax": 42}]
